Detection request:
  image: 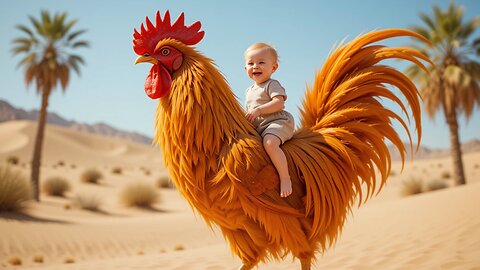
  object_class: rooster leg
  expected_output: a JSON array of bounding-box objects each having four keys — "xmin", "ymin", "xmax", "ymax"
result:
[
  {"xmin": 300, "ymin": 257, "xmax": 312, "ymax": 270},
  {"xmin": 221, "ymin": 226, "xmax": 263, "ymax": 270}
]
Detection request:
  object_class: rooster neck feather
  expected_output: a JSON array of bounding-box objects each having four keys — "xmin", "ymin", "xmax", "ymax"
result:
[{"xmin": 153, "ymin": 41, "xmax": 254, "ymax": 197}]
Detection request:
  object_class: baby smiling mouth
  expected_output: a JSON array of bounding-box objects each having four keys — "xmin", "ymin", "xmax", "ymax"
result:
[{"xmin": 253, "ymin": 72, "xmax": 262, "ymax": 75}]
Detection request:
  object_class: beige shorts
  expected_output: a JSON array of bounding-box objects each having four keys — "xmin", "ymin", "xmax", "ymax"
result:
[{"xmin": 255, "ymin": 111, "xmax": 295, "ymax": 144}]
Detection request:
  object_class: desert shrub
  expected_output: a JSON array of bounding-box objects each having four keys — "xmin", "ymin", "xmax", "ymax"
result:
[
  {"xmin": 474, "ymin": 163, "xmax": 479, "ymax": 169},
  {"xmin": 8, "ymin": 256, "xmax": 22, "ymax": 265},
  {"xmin": 33, "ymin": 255, "xmax": 44, "ymax": 263},
  {"xmin": 0, "ymin": 165, "xmax": 31, "ymax": 212},
  {"xmin": 174, "ymin": 244, "xmax": 185, "ymax": 251},
  {"xmin": 121, "ymin": 182, "xmax": 159, "ymax": 208},
  {"xmin": 156, "ymin": 174, "xmax": 175, "ymax": 189},
  {"xmin": 57, "ymin": 160, "xmax": 65, "ymax": 167},
  {"xmin": 140, "ymin": 166, "xmax": 151, "ymax": 176},
  {"xmin": 441, "ymin": 171, "xmax": 451, "ymax": 179},
  {"xmin": 42, "ymin": 177, "xmax": 71, "ymax": 197},
  {"xmin": 6, "ymin": 156, "xmax": 19, "ymax": 165},
  {"xmin": 72, "ymin": 193, "xmax": 102, "ymax": 212},
  {"xmin": 111, "ymin": 166, "xmax": 122, "ymax": 174},
  {"xmin": 425, "ymin": 179, "xmax": 448, "ymax": 191},
  {"xmin": 400, "ymin": 177, "xmax": 423, "ymax": 196},
  {"xmin": 64, "ymin": 258, "xmax": 75, "ymax": 264},
  {"xmin": 80, "ymin": 168, "xmax": 103, "ymax": 184}
]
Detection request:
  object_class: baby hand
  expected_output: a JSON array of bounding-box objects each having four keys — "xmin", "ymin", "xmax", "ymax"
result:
[{"xmin": 245, "ymin": 107, "xmax": 261, "ymax": 122}]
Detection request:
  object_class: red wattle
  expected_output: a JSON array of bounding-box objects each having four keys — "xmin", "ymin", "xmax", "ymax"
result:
[{"xmin": 144, "ymin": 64, "xmax": 172, "ymax": 99}]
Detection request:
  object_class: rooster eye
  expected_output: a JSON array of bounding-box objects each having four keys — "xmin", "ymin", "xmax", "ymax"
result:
[{"xmin": 161, "ymin": 48, "xmax": 171, "ymax": 56}]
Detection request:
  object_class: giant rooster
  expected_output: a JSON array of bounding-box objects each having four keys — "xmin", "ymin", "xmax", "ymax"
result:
[{"xmin": 133, "ymin": 10, "xmax": 430, "ymax": 270}]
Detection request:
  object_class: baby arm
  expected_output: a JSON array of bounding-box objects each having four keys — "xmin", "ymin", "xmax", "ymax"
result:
[{"xmin": 246, "ymin": 96, "xmax": 285, "ymax": 122}]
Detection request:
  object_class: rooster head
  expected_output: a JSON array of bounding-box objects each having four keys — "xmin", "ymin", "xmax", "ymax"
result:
[{"xmin": 133, "ymin": 10, "xmax": 204, "ymax": 99}]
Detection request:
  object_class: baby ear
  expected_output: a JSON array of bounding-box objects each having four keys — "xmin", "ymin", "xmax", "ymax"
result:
[{"xmin": 272, "ymin": 62, "xmax": 279, "ymax": 72}]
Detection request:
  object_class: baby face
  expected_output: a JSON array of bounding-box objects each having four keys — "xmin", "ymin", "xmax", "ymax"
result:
[{"xmin": 244, "ymin": 48, "xmax": 278, "ymax": 84}]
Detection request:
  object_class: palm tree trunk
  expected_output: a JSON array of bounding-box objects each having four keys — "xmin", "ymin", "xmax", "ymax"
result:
[
  {"xmin": 446, "ymin": 112, "xmax": 466, "ymax": 185},
  {"xmin": 31, "ymin": 89, "xmax": 50, "ymax": 201}
]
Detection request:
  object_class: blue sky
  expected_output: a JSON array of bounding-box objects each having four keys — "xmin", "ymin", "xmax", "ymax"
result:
[{"xmin": 1, "ymin": 0, "xmax": 479, "ymax": 149}]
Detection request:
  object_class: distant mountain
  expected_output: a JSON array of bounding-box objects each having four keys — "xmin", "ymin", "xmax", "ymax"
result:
[
  {"xmin": 2, "ymin": 99, "xmax": 479, "ymax": 159},
  {"xmin": 388, "ymin": 138, "xmax": 480, "ymax": 161},
  {"xmin": 0, "ymin": 99, "xmax": 152, "ymax": 144}
]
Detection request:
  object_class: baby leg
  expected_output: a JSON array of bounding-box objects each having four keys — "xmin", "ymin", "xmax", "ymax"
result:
[{"xmin": 263, "ymin": 134, "xmax": 292, "ymax": 197}]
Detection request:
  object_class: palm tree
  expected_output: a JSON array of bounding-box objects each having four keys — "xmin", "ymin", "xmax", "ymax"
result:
[
  {"xmin": 406, "ymin": 2, "xmax": 480, "ymax": 185},
  {"xmin": 11, "ymin": 10, "xmax": 88, "ymax": 201}
]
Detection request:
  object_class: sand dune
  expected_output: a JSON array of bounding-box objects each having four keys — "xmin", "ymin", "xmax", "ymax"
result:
[
  {"xmin": 0, "ymin": 120, "xmax": 163, "ymax": 168},
  {"xmin": 1, "ymin": 120, "xmax": 479, "ymax": 269}
]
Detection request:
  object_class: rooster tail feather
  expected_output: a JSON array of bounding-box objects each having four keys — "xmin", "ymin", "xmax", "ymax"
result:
[{"xmin": 291, "ymin": 29, "xmax": 431, "ymax": 242}]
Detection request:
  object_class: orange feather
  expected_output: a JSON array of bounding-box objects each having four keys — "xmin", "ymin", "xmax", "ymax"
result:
[{"xmin": 137, "ymin": 17, "xmax": 431, "ymax": 267}]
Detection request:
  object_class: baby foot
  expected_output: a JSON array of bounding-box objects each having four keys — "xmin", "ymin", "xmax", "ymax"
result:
[{"xmin": 280, "ymin": 178, "xmax": 292, "ymax": 198}]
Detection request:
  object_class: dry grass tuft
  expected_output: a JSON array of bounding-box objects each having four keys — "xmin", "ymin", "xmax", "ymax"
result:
[
  {"xmin": 425, "ymin": 179, "xmax": 448, "ymax": 191},
  {"xmin": 121, "ymin": 182, "xmax": 159, "ymax": 208},
  {"xmin": 111, "ymin": 166, "xmax": 123, "ymax": 174},
  {"xmin": 156, "ymin": 173, "xmax": 175, "ymax": 189},
  {"xmin": 33, "ymin": 255, "xmax": 44, "ymax": 263},
  {"xmin": 6, "ymin": 156, "xmax": 19, "ymax": 165},
  {"xmin": 80, "ymin": 168, "xmax": 103, "ymax": 184},
  {"xmin": 64, "ymin": 258, "xmax": 75, "ymax": 264},
  {"xmin": 72, "ymin": 193, "xmax": 102, "ymax": 212},
  {"xmin": 441, "ymin": 171, "xmax": 451, "ymax": 179},
  {"xmin": 8, "ymin": 256, "xmax": 22, "ymax": 265},
  {"xmin": 140, "ymin": 166, "xmax": 151, "ymax": 176},
  {"xmin": 43, "ymin": 176, "xmax": 71, "ymax": 197},
  {"xmin": 0, "ymin": 165, "xmax": 31, "ymax": 212},
  {"xmin": 174, "ymin": 244, "xmax": 185, "ymax": 251},
  {"xmin": 400, "ymin": 177, "xmax": 423, "ymax": 196}
]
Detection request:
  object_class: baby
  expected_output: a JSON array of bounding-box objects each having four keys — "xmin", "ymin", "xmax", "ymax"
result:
[{"xmin": 244, "ymin": 43, "xmax": 295, "ymax": 198}]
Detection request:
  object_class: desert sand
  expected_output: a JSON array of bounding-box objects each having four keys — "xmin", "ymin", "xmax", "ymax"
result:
[{"xmin": 1, "ymin": 120, "xmax": 479, "ymax": 270}]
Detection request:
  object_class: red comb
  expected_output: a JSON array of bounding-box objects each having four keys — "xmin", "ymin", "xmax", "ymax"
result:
[{"xmin": 133, "ymin": 10, "xmax": 205, "ymax": 55}]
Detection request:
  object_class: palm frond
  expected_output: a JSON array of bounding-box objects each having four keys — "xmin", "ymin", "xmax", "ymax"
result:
[{"xmin": 12, "ymin": 10, "xmax": 88, "ymax": 97}]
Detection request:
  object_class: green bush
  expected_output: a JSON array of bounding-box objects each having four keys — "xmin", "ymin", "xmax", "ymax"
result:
[
  {"xmin": 80, "ymin": 169, "xmax": 103, "ymax": 184},
  {"xmin": 0, "ymin": 165, "xmax": 31, "ymax": 212},
  {"xmin": 121, "ymin": 182, "xmax": 159, "ymax": 208},
  {"xmin": 43, "ymin": 177, "xmax": 71, "ymax": 197}
]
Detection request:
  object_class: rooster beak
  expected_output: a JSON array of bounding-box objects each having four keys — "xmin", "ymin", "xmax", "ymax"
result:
[{"xmin": 134, "ymin": 55, "xmax": 159, "ymax": 65}]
